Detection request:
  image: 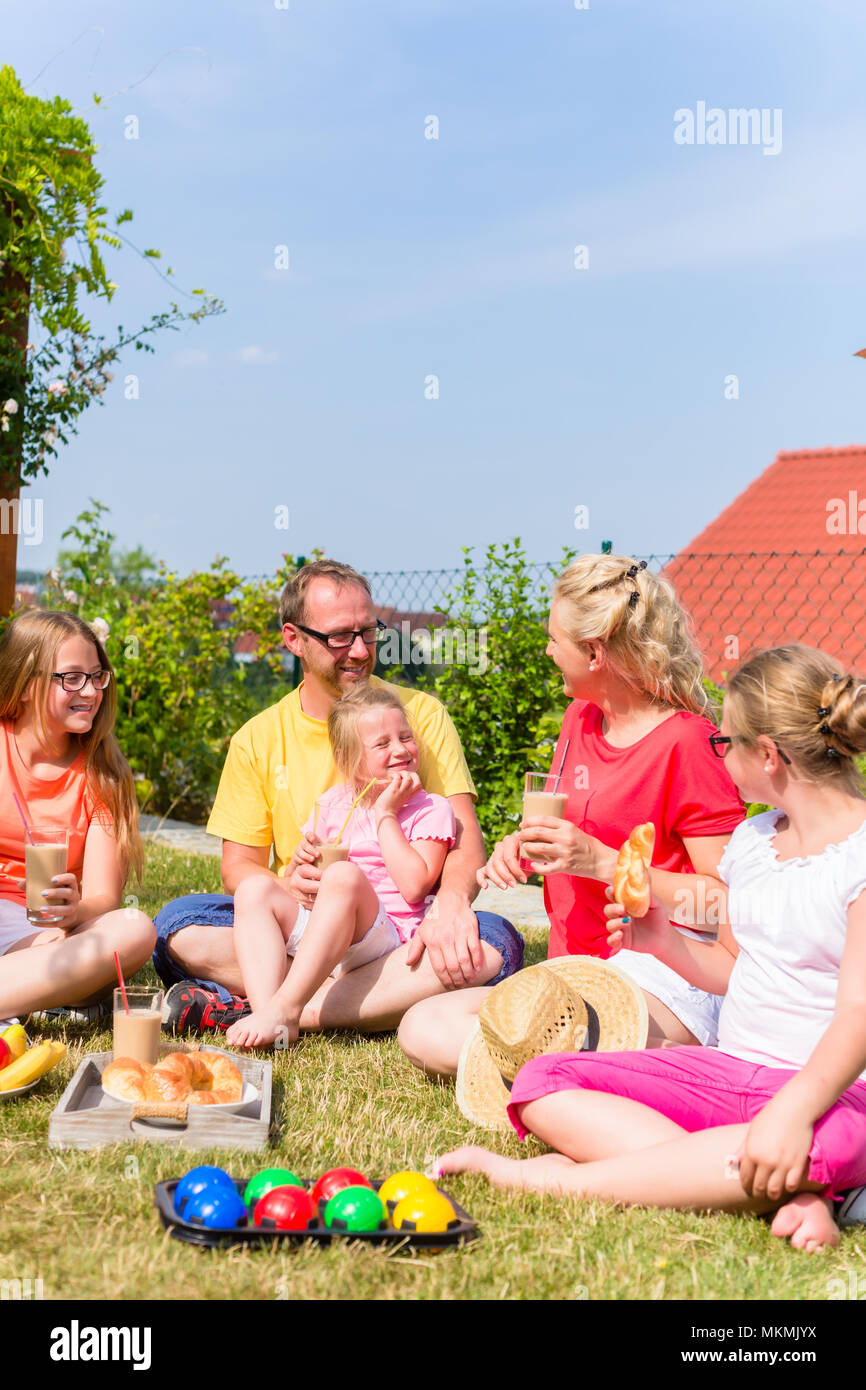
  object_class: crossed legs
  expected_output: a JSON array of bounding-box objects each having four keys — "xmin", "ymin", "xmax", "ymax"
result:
[
  {"xmin": 1, "ymin": 909, "xmax": 155, "ymax": 1018},
  {"xmin": 435, "ymin": 1087, "xmax": 837, "ymax": 1253},
  {"xmin": 167, "ymin": 905, "xmax": 504, "ymax": 1035}
]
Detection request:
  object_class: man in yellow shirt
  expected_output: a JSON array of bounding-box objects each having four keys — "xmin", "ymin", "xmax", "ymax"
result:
[{"xmin": 154, "ymin": 560, "xmax": 523, "ymax": 1035}]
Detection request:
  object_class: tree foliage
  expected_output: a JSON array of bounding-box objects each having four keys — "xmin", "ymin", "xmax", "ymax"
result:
[
  {"xmin": 42, "ymin": 501, "xmax": 293, "ymax": 822},
  {"xmin": 425, "ymin": 540, "xmax": 577, "ymax": 846}
]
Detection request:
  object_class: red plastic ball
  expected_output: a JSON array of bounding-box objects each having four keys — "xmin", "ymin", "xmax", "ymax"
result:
[
  {"xmin": 253, "ymin": 1186, "xmax": 317, "ymax": 1231},
  {"xmin": 310, "ymin": 1167, "xmax": 372, "ymax": 1207}
]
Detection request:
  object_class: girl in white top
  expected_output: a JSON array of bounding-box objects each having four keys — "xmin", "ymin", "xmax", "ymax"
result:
[{"xmin": 434, "ymin": 645, "xmax": 866, "ymax": 1253}]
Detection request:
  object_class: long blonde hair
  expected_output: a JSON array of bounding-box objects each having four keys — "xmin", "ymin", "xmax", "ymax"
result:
[
  {"xmin": 726, "ymin": 645, "xmax": 866, "ymax": 796},
  {"xmin": 553, "ymin": 554, "xmax": 710, "ymax": 715},
  {"xmin": 328, "ymin": 685, "xmax": 419, "ymax": 802},
  {"xmin": 0, "ymin": 609, "xmax": 143, "ymax": 880}
]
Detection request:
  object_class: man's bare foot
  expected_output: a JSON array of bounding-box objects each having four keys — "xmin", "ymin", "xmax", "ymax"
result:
[
  {"xmin": 226, "ymin": 1007, "xmax": 299, "ymax": 1049},
  {"xmin": 770, "ymin": 1193, "xmax": 839, "ymax": 1253}
]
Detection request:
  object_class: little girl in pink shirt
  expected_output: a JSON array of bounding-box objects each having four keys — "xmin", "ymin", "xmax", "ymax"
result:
[{"xmin": 227, "ymin": 685, "xmax": 455, "ymax": 1048}]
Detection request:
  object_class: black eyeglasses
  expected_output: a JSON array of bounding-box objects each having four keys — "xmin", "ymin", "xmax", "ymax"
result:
[
  {"xmin": 709, "ymin": 733, "xmax": 791, "ymax": 765},
  {"xmin": 294, "ymin": 620, "xmax": 386, "ymax": 652},
  {"xmin": 51, "ymin": 669, "xmax": 112, "ymax": 693}
]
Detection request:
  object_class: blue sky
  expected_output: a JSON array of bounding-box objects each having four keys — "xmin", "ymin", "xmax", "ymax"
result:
[{"xmin": 9, "ymin": 0, "xmax": 866, "ymax": 579}]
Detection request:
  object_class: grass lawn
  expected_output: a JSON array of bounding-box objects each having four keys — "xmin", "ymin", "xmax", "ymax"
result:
[{"xmin": 0, "ymin": 841, "xmax": 863, "ymax": 1302}]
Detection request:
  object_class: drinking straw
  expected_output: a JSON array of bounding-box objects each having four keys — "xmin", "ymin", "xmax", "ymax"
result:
[
  {"xmin": 553, "ymin": 739, "xmax": 570, "ymax": 793},
  {"xmin": 311, "ymin": 799, "xmax": 320, "ymax": 838},
  {"xmin": 11, "ymin": 792, "xmax": 35, "ymax": 846},
  {"xmin": 334, "ymin": 777, "xmax": 378, "ymax": 847},
  {"xmin": 114, "ymin": 952, "xmax": 130, "ymax": 1014}
]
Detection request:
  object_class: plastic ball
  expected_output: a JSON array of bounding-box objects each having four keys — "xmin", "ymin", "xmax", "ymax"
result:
[
  {"xmin": 243, "ymin": 1167, "xmax": 305, "ymax": 1210},
  {"xmin": 184, "ymin": 1186, "xmax": 249, "ymax": 1230},
  {"xmin": 174, "ymin": 1165, "xmax": 237, "ymax": 1216},
  {"xmin": 391, "ymin": 1191, "xmax": 458, "ymax": 1233},
  {"xmin": 378, "ymin": 1170, "xmax": 438, "ymax": 1210},
  {"xmin": 253, "ymin": 1186, "xmax": 317, "ymax": 1231},
  {"xmin": 323, "ymin": 1185, "xmax": 385, "ymax": 1233},
  {"xmin": 311, "ymin": 1167, "xmax": 372, "ymax": 1207}
]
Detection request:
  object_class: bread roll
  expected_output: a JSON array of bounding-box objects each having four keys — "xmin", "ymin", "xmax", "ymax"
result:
[{"xmin": 612, "ymin": 823, "xmax": 655, "ymax": 917}]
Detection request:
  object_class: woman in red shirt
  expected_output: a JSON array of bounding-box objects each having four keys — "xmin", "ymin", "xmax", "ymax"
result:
[
  {"xmin": 398, "ymin": 554, "xmax": 744, "ymax": 1075},
  {"xmin": 0, "ymin": 609, "xmax": 155, "ymax": 1022}
]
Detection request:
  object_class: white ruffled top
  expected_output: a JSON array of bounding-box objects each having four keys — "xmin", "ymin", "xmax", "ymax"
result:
[{"xmin": 717, "ymin": 809, "xmax": 866, "ymax": 1073}]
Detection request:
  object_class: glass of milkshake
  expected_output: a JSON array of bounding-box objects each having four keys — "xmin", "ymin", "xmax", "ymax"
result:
[
  {"xmin": 315, "ymin": 844, "xmax": 350, "ymax": 870},
  {"xmin": 522, "ymin": 772, "xmax": 567, "ymax": 821},
  {"xmin": 25, "ymin": 828, "xmax": 70, "ymax": 925},
  {"xmin": 113, "ymin": 987, "xmax": 164, "ymax": 1064},
  {"xmin": 520, "ymin": 773, "xmax": 567, "ymax": 869}
]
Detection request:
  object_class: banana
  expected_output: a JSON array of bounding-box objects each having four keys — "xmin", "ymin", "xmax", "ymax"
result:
[
  {"xmin": 1, "ymin": 1024, "xmax": 28, "ymax": 1060},
  {"xmin": 0, "ymin": 1039, "xmax": 66, "ymax": 1091}
]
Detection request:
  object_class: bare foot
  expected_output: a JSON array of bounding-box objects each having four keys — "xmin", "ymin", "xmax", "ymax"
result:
[
  {"xmin": 770, "ymin": 1193, "xmax": 839, "ymax": 1253},
  {"xmin": 432, "ymin": 1145, "xmax": 524, "ymax": 1188},
  {"xmin": 226, "ymin": 1007, "xmax": 299, "ymax": 1049}
]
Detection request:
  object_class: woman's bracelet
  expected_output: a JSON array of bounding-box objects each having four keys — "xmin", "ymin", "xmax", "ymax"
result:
[{"xmin": 376, "ymin": 812, "xmax": 400, "ymax": 827}]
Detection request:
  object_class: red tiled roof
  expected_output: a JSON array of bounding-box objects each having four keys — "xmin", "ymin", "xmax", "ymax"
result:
[
  {"xmin": 664, "ymin": 447, "xmax": 866, "ymax": 683},
  {"xmin": 674, "ymin": 446, "xmax": 866, "ymax": 552},
  {"xmin": 376, "ymin": 605, "xmax": 445, "ymax": 628}
]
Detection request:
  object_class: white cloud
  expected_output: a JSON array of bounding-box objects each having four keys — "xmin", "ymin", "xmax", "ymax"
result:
[{"xmin": 236, "ymin": 345, "xmax": 281, "ymax": 365}]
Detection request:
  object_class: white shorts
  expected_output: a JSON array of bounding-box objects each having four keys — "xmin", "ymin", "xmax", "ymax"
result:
[
  {"xmin": 0, "ymin": 899, "xmax": 44, "ymax": 957},
  {"xmin": 286, "ymin": 898, "xmax": 402, "ymax": 979},
  {"xmin": 611, "ymin": 947, "xmax": 723, "ymax": 1046}
]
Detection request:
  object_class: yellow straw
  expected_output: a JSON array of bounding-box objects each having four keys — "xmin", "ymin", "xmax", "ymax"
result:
[
  {"xmin": 334, "ymin": 777, "xmax": 378, "ymax": 847},
  {"xmin": 312, "ymin": 799, "xmax": 320, "ymax": 837}
]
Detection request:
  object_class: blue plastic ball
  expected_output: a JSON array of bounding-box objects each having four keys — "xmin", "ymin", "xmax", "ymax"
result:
[
  {"xmin": 174, "ymin": 1165, "xmax": 237, "ymax": 1216},
  {"xmin": 183, "ymin": 1187, "xmax": 249, "ymax": 1230}
]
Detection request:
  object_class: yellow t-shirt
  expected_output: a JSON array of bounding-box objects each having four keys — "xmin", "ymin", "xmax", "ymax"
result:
[{"xmin": 206, "ymin": 677, "xmax": 476, "ymax": 875}]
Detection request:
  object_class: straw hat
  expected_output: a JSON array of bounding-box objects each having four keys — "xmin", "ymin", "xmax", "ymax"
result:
[{"xmin": 455, "ymin": 957, "xmax": 649, "ymax": 1131}]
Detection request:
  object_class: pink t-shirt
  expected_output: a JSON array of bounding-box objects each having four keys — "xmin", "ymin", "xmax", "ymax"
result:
[
  {"xmin": 302, "ymin": 785, "xmax": 456, "ymax": 941},
  {"xmin": 544, "ymin": 700, "xmax": 745, "ymax": 960}
]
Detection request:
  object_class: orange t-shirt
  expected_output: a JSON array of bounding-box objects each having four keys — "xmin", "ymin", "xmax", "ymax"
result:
[{"xmin": 0, "ymin": 720, "xmax": 107, "ymax": 905}]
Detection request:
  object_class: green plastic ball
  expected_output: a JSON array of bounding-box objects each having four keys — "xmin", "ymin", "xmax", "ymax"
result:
[
  {"xmin": 324, "ymin": 1185, "xmax": 386, "ymax": 1233},
  {"xmin": 243, "ymin": 1167, "xmax": 305, "ymax": 1209}
]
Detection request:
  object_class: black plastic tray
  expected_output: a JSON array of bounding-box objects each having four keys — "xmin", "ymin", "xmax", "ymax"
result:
[{"xmin": 154, "ymin": 1176, "xmax": 479, "ymax": 1251}]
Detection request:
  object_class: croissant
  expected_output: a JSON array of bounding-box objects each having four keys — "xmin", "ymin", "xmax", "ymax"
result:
[
  {"xmin": 103, "ymin": 1050, "xmax": 243, "ymax": 1106},
  {"xmin": 612, "ymin": 823, "xmax": 655, "ymax": 917}
]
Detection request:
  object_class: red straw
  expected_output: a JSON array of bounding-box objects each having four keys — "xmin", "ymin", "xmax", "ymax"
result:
[
  {"xmin": 553, "ymin": 738, "xmax": 570, "ymax": 793},
  {"xmin": 11, "ymin": 792, "xmax": 36, "ymax": 846},
  {"xmin": 114, "ymin": 952, "xmax": 129, "ymax": 1014}
]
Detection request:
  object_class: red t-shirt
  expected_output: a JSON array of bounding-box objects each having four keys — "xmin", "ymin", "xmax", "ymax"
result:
[{"xmin": 543, "ymin": 701, "xmax": 745, "ymax": 959}]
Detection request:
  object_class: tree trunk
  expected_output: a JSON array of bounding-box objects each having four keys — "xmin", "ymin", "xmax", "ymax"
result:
[
  {"xmin": 0, "ymin": 199, "xmax": 31, "ymax": 618},
  {"xmin": 0, "ymin": 477, "xmax": 21, "ymax": 617}
]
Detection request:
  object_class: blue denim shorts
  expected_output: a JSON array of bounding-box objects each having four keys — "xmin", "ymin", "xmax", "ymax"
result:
[{"xmin": 153, "ymin": 894, "xmax": 524, "ymax": 1004}]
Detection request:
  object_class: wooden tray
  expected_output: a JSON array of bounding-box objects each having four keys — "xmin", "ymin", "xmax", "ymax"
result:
[{"xmin": 48, "ymin": 1044, "xmax": 272, "ymax": 1152}]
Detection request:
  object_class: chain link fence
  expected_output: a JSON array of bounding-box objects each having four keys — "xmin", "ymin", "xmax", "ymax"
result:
[
  {"xmin": 363, "ymin": 552, "xmax": 866, "ymax": 684},
  {"xmin": 17, "ymin": 550, "xmax": 866, "ymax": 684}
]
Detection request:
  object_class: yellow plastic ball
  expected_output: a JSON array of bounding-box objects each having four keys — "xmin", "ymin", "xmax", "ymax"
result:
[
  {"xmin": 378, "ymin": 1170, "xmax": 438, "ymax": 1209},
  {"xmin": 391, "ymin": 1190, "xmax": 457, "ymax": 1233}
]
